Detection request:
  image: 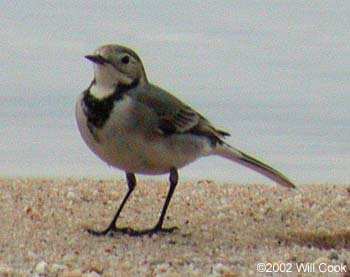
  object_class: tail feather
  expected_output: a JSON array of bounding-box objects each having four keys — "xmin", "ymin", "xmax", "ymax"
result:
[{"xmin": 213, "ymin": 143, "xmax": 295, "ymax": 188}]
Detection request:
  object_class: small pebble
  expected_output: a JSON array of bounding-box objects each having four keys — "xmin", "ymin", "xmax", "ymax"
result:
[
  {"xmin": 0, "ymin": 265, "xmax": 14, "ymax": 275},
  {"xmin": 51, "ymin": 263, "xmax": 67, "ymax": 273},
  {"xmin": 35, "ymin": 260, "xmax": 48, "ymax": 274},
  {"xmin": 62, "ymin": 254, "xmax": 76, "ymax": 263},
  {"xmin": 212, "ymin": 263, "xmax": 232, "ymax": 275},
  {"xmin": 25, "ymin": 206, "xmax": 42, "ymax": 220},
  {"xmin": 67, "ymin": 191, "xmax": 79, "ymax": 200},
  {"xmin": 313, "ymin": 257, "xmax": 329, "ymax": 265},
  {"xmin": 154, "ymin": 262, "xmax": 170, "ymax": 274},
  {"xmin": 63, "ymin": 269, "xmax": 83, "ymax": 277},
  {"xmin": 329, "ymin": 251, "xmax": 339, "ymax": 261},
  {"xmin": 82, "ymin": 272, "xmax": 101, "ymax": 277},
  {"xmin": 86, "ymin": 263, "xmax": 104, "ymax": 275}
]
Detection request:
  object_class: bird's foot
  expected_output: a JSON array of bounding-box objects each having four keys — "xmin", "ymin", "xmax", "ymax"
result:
[
  {"xmin": 124, "ymin": 225, "xmax": 179, "ymax": 237},
  {"xmin": 86, "ymin": 225, "xmax": 178, "ymax": 237}
]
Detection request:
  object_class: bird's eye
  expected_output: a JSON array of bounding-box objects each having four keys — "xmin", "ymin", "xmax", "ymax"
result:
[{"xmin": 121, "ymin": 55, "xmax": 130, "ymax": 64}]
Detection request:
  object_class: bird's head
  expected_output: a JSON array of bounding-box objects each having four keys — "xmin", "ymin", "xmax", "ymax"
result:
[{"xmin": 85, "ymin": 44, "xmax": 148, "ymax": 89}]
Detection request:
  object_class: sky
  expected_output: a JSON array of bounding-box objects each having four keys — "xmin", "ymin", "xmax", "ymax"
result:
[{"xmin": 1, "ymin": 1, "xmax": 349, "ymax": 184}]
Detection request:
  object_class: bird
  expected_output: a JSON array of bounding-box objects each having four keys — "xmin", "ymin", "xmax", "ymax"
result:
[{"xmin": 75, "ymin": 44, "xmax": 295, "ymax": 237}]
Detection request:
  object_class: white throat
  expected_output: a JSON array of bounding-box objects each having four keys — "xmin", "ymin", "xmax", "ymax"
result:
[
  {"xmin": 90, "ymin": 82, "xmax": 115, "ymax": 99},
  {"xmin": 90, "ymin": 64, "xmax": 119, "ymax": 99},
  {"xmin": 90, "ymin": 64, "xmax": 133, "ymax": 99}
]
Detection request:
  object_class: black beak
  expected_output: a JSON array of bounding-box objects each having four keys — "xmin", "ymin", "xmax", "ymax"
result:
[{"xmin": 85, "ymin": 55, "xmax": 108, "ymax": 65}]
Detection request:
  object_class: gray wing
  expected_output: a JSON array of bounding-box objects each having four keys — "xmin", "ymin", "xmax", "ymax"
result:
[{"xmin": 127, "ymin": 83, "xmax": 230, "ymax": 143}]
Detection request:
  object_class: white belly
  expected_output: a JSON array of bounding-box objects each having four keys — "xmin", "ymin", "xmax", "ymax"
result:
[{"xmin": 75, "ymin": 94, "xmax": 211, "ymax": 175}]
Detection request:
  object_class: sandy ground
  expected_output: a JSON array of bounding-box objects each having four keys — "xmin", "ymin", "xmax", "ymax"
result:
[{"xmin": 1, "ymin": 178, "xmax": 350, "ymax": 276}]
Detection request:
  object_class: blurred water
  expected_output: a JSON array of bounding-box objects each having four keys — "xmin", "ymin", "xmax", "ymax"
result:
[{"xmin": 1, "ymin": 1, "xmax": 349, "ymax": 184}]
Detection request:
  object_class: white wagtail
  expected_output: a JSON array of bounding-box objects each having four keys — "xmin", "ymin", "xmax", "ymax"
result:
[{"xmin": 75, "ymin": 44, "xmax": 295, "ymax": 236}]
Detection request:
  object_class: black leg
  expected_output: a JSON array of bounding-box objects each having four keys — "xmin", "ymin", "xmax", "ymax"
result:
[
  {"xmin": 87, "ymin": 172, "xmax": 136, "ymax": 236},
  {"xmin": 126, "ymin": 167, "xmax": 179, "ymax": 236},
  {"xmin": 153, "ymin": 167, "xmax": 178, "ymax": 230}
]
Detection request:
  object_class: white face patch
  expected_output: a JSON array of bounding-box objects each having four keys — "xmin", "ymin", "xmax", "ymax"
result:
[
  {"xmin": 95, "ymin": 61, "xmax": 132, "ymax": 82},
  {"xmin": 94, "ymin": 64, "xmax": 118, "ymax": 85}
]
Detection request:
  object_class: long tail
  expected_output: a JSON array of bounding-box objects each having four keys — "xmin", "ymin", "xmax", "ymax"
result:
[{"xmin": 213, "ymin": 143, "xmax": 296, "ymax": 188}]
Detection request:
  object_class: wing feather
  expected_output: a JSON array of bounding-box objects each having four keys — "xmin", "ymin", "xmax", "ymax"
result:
[{"xmin": 127, "ymin": 83, "xmax": 230, "ymax": 143}]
